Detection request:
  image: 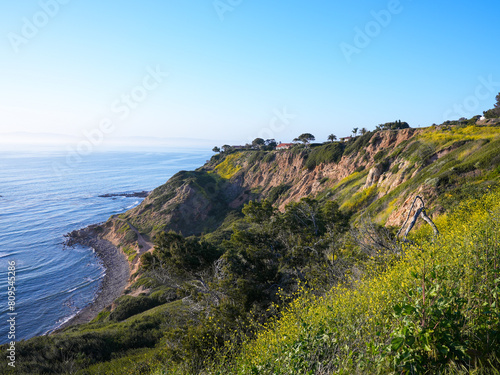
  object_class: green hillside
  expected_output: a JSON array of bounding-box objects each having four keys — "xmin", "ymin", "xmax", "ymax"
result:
[
  {"xmin": 3, "ymin": 123, "xmax": 500, "ymax": 375},
  {"xmin": 210, "ymin": 188, "xmax": 500, "ymax": 374}
]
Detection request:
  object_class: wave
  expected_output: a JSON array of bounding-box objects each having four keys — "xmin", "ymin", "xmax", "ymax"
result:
[
  {"xmin": 47, "ymin": 312, "xmax": 80, "ymax": 335},
  {"xmin": 125, "ymin": 200, "xmax": 140, "ymax": 209}
]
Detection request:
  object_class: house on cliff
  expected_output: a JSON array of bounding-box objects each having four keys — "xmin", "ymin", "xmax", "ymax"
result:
[{"xmin": 276, "ymin": 143, "xmax": 294, "ymax": 150}]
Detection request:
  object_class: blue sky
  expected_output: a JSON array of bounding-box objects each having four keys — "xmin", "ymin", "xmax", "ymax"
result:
[{"xmin": 0, "ymin": 0, "xmax": 499, "ymax": 150}]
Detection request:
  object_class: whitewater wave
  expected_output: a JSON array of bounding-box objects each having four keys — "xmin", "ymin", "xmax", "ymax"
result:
[{"xmin": 125, "ymin": 200, "xmax": 140, "ymax": 209}]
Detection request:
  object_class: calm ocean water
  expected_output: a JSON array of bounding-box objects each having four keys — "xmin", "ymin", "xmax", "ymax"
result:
[{"xmin": 0, "ymin": 150, "xmax": 210, "ymax": 344}]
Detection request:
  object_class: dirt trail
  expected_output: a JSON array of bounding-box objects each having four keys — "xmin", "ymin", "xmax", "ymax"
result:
[
  {"xmin": 127, "ymin": 221, "xmax": 154, "ymax": 254},
  {"xmin": 114, "ymin": 218, "xmax": 154, "ymax": 276}
]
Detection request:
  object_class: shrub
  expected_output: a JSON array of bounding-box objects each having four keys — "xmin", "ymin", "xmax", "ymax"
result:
[
  {"xmin": 247, "ymin": 151, "xmax": 265, "ymax": 165},
  {"xmin": 304, "ymin": 142, "xmax": 345, "ymax": 170},
  {"xmin": 266, "ymin": 184, "xmax": 291, "ymax": 203},
  {"xmin": 373, "ymin": 150, "xmax": 386, "ymax": 161},
  {"xmin": 214, "ymin": 153, "xmax": 243, "ymax": 179},
  {"xmin": 262, "ymin": 152, "xmax": 276, "ymax": 163},
  {"xmin": 319, "ymin": 177, "xmax": 329, "ymax": 184},
  {"xmin": 217, "ymin": 188, "xmax": 500, "ymax": 375},
  {"xmin": 109, "ymin": 295, "xmax": 162, "ymax": 322},
  {"xmin": 344, "ymin": 131, "xmax": 374, "ymax": 155}
]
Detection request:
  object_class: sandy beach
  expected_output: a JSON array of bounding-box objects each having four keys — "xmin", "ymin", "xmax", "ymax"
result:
[{"xmin": 56, "ymin": 225, "xmax": 130, "ymax": 330}]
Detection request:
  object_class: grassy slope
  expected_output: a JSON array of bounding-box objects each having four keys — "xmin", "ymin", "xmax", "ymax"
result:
[
  {"xmin": 330, "ymin": 125, "xmax": 500, "ymax": 223},
  {"xmin": 208, "ymin": 188, "xmax": 500, "ymax": 374}
]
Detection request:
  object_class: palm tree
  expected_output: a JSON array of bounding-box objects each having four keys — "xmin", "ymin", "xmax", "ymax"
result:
[
  {"xmin": 360, "ymin": 127, "xmax": 368, "ymax": 135},
  {"xmin": 327, "ymin": 134, "xmax": 337, "ymax": 142},
  {"xmin": 352, "ymin": 128, "xmax": 358, "ymax": 137}
]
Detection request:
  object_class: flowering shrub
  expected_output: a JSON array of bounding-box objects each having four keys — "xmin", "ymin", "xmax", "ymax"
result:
[{"xmin": 212, "ymin": 188, "xmax": 500, "ymax": 374}]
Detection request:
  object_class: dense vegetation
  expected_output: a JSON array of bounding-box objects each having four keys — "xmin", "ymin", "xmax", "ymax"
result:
[
  {"xmin": 3, "ymin": 122, "xmax": 500, "ymax": 374},
  {"xmin": 376, "ymin": 120, "xmax": 410, "ymax": 131},
  {"xmin": 3, "ymin": 196, "xmax": 356, "ymax": 374},
  {"xmin": 210, "ymin": 188, "xmax": 500, "ymax": 374}
]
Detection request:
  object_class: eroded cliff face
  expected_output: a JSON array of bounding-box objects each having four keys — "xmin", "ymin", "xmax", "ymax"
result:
[
  {"xmin": 225, "ymin": 128, "xmax": 421, "ymax": 214},
  {"xmin": 100, "ymin": 125, "xmax": 500, "ymax": 257}
]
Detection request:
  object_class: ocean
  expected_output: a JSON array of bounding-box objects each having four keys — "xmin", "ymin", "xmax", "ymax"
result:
[{"xmin": 0, "ymin": 150, "xmax": 210, "ymax": 344}]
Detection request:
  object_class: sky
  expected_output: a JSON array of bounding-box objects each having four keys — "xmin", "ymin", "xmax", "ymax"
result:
[{"xmin": 0, "ymin": 0, "xmax": 499, "ymax": 151}]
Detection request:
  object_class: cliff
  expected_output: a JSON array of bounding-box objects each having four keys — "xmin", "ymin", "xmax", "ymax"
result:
[
  {"xmin": 100, "ymin": 124, "xmax": 500, "ymax": 264},
  {"xmin": 11, "ymin": 123, "xmax": 500, "ymax": 375}
]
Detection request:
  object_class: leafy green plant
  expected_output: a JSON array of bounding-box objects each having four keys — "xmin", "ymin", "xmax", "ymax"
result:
[{"xmin": 388, "ymin": 265, "xmax": 468, "ymax": 373}]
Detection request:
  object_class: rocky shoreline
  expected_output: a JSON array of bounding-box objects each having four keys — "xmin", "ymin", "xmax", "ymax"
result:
[
  {"xmin": 98, "ymin": 191, "xmax": 150, "ymax": 198},
  {"xmin": 56, "ymin": 225, "xmax": 130, "ymax": 330}
]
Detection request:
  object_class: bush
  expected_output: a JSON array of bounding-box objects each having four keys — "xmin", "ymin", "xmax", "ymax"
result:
[
  {"xmin": 263, "ymin": 152, "xmax": 276, "ymax": 163},
  {"xmin": 304, "ymin": 142, "xmax": 345, "ymax": 169},
  {"xmin": 247, "ymin": 151, "xmax": 266, "ymax": 164},
  {"xmin": 344, "ymin": 131, "xmax": 374, "ymax": 155},
  {"xmin": 109, "ymin": 295, "xmax": 162, "ymax": 322},
  {"xmin": 124, "ymin": 229, "xmax": 138, "ymax": 243},
  {"xmin": 218, "ymin": 189, "xmax": 500, "ymax": 374},
  {"xmin": 373, "ymin": 150, "xmax": 386, "ymax": 161},
  {"xmin": 267, "ymin": 184, "xmax": 291, "ymax": 203}
]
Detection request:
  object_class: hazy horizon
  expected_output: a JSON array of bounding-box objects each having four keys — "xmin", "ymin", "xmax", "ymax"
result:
[{"xmin": 1, "ymin": 1, "xmax": 499, "ymax": 152}]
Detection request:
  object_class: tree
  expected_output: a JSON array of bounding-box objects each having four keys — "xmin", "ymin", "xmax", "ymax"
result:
[
  {"xmin": 142, "ymin": 231, "xmax": 220, "ymax": 276},
  {"xmin": 360, "ymin": 127, "xmax": 368, "ymax": 135},
  {"xmin": 212, "ymin": 146, "xmax": 220, "ymax": 153},
  {"xmin": 352, "ymin": 128, "xmax": 358, "ymax": 137},
  {"xmin": 483, "ymin": 92, "xmax": 500, "ymax": 119},
  {"xmin": 376, "ymin": 121, "xmax": 410, "ymax": 131},
  {"xmin": 252, "ymin": 138, "xmax": 265, "ymax": 149},
  {"xmin": 327, "ymin": 134, "xmax": 337, "ymax": 142},
  {"xmin": 221, "ymin": 144, "xmax": 231, "ymax": 153},
  {"xmin": 264, "ymin": 139, "xmax": 277, "ymax": 150},
  {"xmin": 294, "ymin": 133, "xmax": 315, "ymax": 145}
]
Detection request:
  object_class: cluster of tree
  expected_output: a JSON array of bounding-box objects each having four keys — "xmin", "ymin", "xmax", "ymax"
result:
[
  {"xmin": 143, "ymin": 197, "xmax": 352, "ymax": 304},
  {"xmin": 483, "ymin": 92, "xmax": 500, "ymax": 119},
  {"xmin": 218, "ymin": 198, "xmax": 351, "ymax": 312},
  {"xmin": 212, "ymin": 138, "xmax": 278, "ymax": 153},
  {"xmin": 441, "ymin": 116, "xmax": 481, "ymax": 127},
  {"xmin": 375, "ymin": 120, "xmax": 410, "ymax": 131},
  {"xmin": 136, "ymin": 197, "xmax": 369, "ymax": 370},
  {"xmin": 251, "ymin": 138, "xmax": 277, "ymax": 150}
]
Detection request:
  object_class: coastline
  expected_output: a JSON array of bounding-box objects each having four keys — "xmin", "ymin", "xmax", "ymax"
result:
[{"xmin": 55, "ymin": 225, "xmax": 130, "ymax": 330}]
